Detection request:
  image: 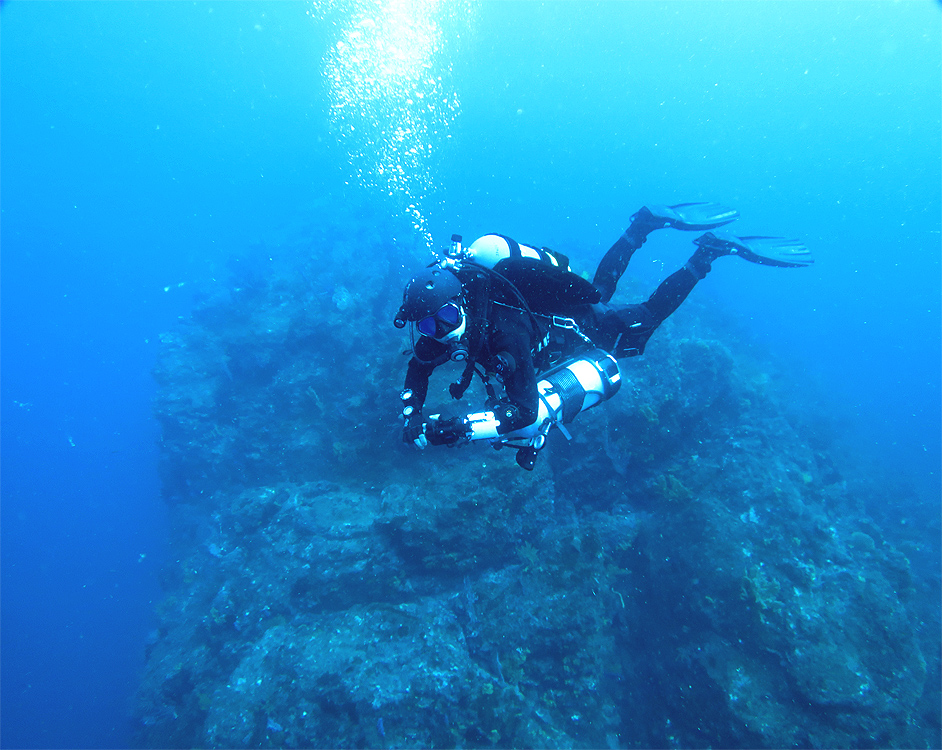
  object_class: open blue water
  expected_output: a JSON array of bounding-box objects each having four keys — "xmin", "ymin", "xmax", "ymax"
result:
[{"xmin": 1, "ymin": 2, "xmax": 939, "ymax": 747}]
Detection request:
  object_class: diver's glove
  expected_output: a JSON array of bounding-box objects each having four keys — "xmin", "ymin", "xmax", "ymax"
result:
[
  {"xmin": 425, "ymin": 416, "xmax": 471, "ymax": 446},
  {"xmin": 400, "ymin": 389, "xmax": 428, "ymax": 448},
  {"xmin": 403, "ymin": 418, "xmax": 428, "ymax": 449}
]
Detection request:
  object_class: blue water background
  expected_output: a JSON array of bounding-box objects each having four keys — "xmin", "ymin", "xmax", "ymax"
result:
[{"xmin": 1, "ymin": 2, "xmax": 939, "ymax": 747}]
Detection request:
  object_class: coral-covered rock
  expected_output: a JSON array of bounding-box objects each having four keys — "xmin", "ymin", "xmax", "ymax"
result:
[{"xmin": 134, "ymin": 215, "xmax": 940, "ymax": 749}]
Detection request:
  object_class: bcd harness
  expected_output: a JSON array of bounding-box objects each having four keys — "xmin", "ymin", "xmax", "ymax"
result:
[{"xmin": 442, "ymin": 260, "xmax": 598, "ymax": 413}]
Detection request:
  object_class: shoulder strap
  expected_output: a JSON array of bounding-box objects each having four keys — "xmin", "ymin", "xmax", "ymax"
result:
[{"xmin": 449, "ymin": 267, "xmax": 491, "ymax": 400}]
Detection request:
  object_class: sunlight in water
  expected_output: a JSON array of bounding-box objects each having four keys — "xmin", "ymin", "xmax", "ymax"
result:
[{"xmin": 312, "ymin": 0, "xmax": 469, "ymax": 247}]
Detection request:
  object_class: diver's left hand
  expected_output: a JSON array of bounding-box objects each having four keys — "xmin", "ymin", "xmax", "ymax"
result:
[{"xmin": 403, "ymin": 420, "xmax": 428, "ymax": 449}]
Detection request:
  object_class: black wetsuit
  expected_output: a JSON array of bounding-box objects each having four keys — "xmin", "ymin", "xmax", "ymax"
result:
[
  {"xmin": 403, "ymin": 280, "xmax": 544, "ymax": 435},
  {"xmin": 578, "ymin": 262, "xmax": 700, "ymax": 358}
]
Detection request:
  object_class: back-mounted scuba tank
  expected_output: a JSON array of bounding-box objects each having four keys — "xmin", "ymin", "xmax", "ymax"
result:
[
  {"xmin": 448, "ymin": 233, "xmax": 569, "ymax": 271},
  {"xmin": 447, "ymin": 234, "xmax": 600, "ymax": 316},
  {"xmin": 461, "ymin": 348, "xmax": 621, "ymax": 450}
]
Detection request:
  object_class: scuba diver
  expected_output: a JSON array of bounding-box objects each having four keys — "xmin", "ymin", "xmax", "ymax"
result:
[{"xmin": 393, "ymin": 202, "xmax": 812, "ymax": 470}]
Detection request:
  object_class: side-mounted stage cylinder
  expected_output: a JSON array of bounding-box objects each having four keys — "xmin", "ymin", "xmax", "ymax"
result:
[{"xmin": 464, "ymin": 348, "xmax": 622, "ymax": 448}]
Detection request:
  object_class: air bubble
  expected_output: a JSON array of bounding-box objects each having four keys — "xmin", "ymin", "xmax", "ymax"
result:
[{"xmin": 318, "ymin": 0, "xmax": 472, "ymax": 247}]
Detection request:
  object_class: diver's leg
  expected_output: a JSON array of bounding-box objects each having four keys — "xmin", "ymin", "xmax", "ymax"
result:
[
  {"xmin": 586, "ymin": 264, "xmax": 699, "ymax": 358},
  {"xmin": 641, "ymin": 236, "xmax": 731, "ymax": 322},
  {"xmin": 593, "ymin": 203, "xmax": 740, "ymax": 304},
  {"xmin": 583, "ymin": 251, "xmax": 706, "ymax": 356},
  {"xmin": 642, "ymin": 229, "xmax": 816, "ymax": 330},
  {"xmin": 596, "ymin": 232, "xmax": 797, "ymax": 358},
  {"xmin": 593, "ymin": 206, "xmax": 673, "ymax": 303},
  {"xmin": 592, "ymin": 224, "xmax": 647, "ymax": 304},
  {"xmin": 642, "ymin": 264, "xmax": 701, "ymax": 323}
]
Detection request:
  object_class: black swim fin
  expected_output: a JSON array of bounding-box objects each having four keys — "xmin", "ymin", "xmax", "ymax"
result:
[
  {"xmin": 632, "ymin": 202, "xmax": 740, "ymax": 233},
  {"xmin": 694, "ymin": 231, "xmax": 813, "ymax": 268}
]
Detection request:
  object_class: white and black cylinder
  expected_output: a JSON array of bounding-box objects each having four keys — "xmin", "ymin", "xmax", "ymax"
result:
[
  {"xmin": 463, "ymin": 349, "xmax": 621, "ymax": 448},
  {"xmin": 464, "ymin": 234, "xmax": 567, "ymax": 271}
]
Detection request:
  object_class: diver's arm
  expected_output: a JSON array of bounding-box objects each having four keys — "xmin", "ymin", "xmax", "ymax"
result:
[
  {"xmin": 402, "ymin": 357, "xmax": 433, "ymax": 413},
  {"xmin": 495, "ymin": 342, "xmax": 539, "ymax": 434},
  {"xmin": 401, "ymin": 359, "xmax": 433, "ymax": 447},
  {"xmin": 423, "ymin": 328, "xmax": 540, "ymax": 446},
  {"xmin": 401, "ymin": 339, "xmax": 444, "ymax": 445}
]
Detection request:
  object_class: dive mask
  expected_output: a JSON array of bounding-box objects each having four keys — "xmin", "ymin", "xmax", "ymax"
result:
[{"xmin": 416, "ymin": 302, "xmax": 464, "ymax": 340}]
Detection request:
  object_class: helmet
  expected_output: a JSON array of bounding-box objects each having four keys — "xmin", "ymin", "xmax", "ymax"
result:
[
  {"xmin": 400, "ymin": 265, "xmax": 462, "ymax": 321},
  {"xmin": 393, "ymin": 265, "xmax": 468, "ymax": 342}
]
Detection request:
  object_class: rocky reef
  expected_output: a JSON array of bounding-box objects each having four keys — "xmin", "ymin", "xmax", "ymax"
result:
[{"xmin": 134, "ymin": 213, "xmax": 940, "ymax": 748}]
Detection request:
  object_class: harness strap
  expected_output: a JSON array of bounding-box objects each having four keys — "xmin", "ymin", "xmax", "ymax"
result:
[
  {"xmin": 479, "ymin": 366, "xmax": 499, "ymax": 403},
  {"xmin": 447, "ymin": 263, "xmax": 598, "ymax": 398},
  {"xmin": 449, "ymin": 267, "xmax": 490, "ymax": 398},
  {"xmin": 497, "ymin": 234, "xmax": 523, "ymax": 260},
  {"xmin": 495, "ymin": 234, "xmax": 562, "ymax": 267},
  {"xmin": 544, "ymin": 368, "xmax": 585, "ymax": 424},
  {"xmin": 450, "ymin": 357, "xmax": 477, "ymax": 399}
]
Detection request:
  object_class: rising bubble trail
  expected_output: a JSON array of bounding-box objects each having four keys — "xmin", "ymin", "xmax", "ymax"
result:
[{"xmin": 312, "ymin": 0, "xmax": 469, "ymax": 247}]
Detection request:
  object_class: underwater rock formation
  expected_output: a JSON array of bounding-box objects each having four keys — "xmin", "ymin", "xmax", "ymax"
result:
[{"xmin": 135, "ymin": 217, "xmax": 940, "ymax": 748}]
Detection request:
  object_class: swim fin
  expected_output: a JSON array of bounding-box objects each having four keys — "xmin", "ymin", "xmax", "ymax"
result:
[
  {"xmin": 694, "ymin": 231, "xmax": 813, "ymax": 268},
  {"xmin": 631, "ymin": 202, "xmax": 740, "ymax": 233}
]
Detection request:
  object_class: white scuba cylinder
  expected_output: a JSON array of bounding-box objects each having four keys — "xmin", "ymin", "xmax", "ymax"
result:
[
  {"xmin": 463, "ymin": 349, "xmax": 622, "ymax": 449},
  {"xmin": 462, "ymin": 234, "xmax": 568, "ymax": 271}
]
